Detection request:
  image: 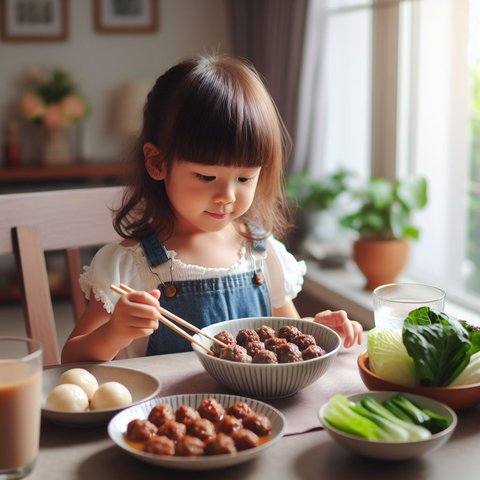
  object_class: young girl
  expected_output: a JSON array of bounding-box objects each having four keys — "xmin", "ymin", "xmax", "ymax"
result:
[{"xmin": 61, "ymin": 55, "xmax": 362, "ymax": 363}]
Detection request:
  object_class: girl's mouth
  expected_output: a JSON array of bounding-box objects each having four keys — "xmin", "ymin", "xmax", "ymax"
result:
[{"xmin": 206, "ymin": 211, "xmax": 229, "ymax": 219}]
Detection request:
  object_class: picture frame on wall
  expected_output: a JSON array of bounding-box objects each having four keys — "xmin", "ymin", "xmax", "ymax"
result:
[
  {"xmin": 93, "ymin": 0, "xmax": 159, "ymax": 33},
  {"xmin": 0, "ymin": 0, "xmax": 69, "ymax": 42}
]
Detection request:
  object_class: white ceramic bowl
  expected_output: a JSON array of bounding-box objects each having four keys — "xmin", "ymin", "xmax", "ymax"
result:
[
  {"xmin": 318, "ymin": 391, "xmax": 457, "ymax": 461},
  {"xmin": 191, "ymin": 317, "xmax": 341, "ymax": 399},
  {"xmin": 108, "ymin": 393, "xmax": 286, "ymax": 470},
  {"xmin": 42, "ymin": 363, "xmax": 161, "ymax": 426}
]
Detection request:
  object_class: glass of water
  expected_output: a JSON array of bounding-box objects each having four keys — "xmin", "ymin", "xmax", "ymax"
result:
[{"xmin": 373, "ymin": 283, "xmax": 446, "ymax": 331}]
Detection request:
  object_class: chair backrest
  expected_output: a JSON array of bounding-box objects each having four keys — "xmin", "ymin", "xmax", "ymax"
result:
[{"xmin": 0, "ymin": 186, "xmax": 123, "ymax": 365}]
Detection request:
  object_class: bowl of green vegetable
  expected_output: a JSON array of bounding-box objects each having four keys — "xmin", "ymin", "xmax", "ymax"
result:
[
  {"xmin": 319, "ymin": 391, "xmax": 457, "ymax": 461},
  {"xmin": 359, "ymin": 307, "xmax": 480, "ymax": 411}
]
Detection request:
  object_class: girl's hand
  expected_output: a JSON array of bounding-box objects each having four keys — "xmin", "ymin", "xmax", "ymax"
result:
[
  {"xmin": 108, "ymin": 289, "xmax": 161, "ymax": 346},
  {"xmin": 313, "ymin": 309, "xmax": 363, "ymax": 348}
]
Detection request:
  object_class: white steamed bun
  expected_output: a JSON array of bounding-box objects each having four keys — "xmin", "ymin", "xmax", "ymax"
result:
[
  {"xmin": 90, "ymin": 381, "xmax": 132, "ymax": 410},
  {"xmin": 58, "ymin": 368, "xmax": 99, "ymax": 400},
  {"xmin": 46, "ymin": 383, "xmax": 89, "ymax": 412}
]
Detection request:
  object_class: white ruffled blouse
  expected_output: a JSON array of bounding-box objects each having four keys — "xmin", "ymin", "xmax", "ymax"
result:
[{"xmin": 79, "ymin": 236, "xmax": 306, "ymax": 314}]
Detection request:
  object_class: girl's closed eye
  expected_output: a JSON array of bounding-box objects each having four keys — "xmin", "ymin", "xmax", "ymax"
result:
[{"xmin": 195, "ymin": 173, "xmax": 216, "ymax": 182}]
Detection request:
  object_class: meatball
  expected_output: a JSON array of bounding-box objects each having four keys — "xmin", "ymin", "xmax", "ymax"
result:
[
  {"xmin": 243, "ymin": 413, "xmax": 272, "ymax": 436},
  {"xmin": 264, "ymin": 337, "xmax": 288, "ymax": 353},
  {"xmin": 277, "ymin": 325, "xmax": 301, "ymax": 342},
  {"xmin": 252, "ymin": 349, "xmax": 278, "ymax": 364},
  {"xmin": 175, "ymin": 404, "xmax": 201, "ymax": 424},
  {"xmin": 276, "ymin": 343, "xmax": 302, "ymax": 363},
  {"xmin": 175, "ymin": 435, "xmax": 205, "ymax": 456},
  {"xmin": 143, "ymin": 435, "xmax": 175, "ymax": 456},
  {"xmin": 302, "ymin": 344, "xmax": 326, "ymax": 360},
  {"xmin": 212, "ymin": 331, "xmax": 236, "ymax": 356},
  {"xmin": 197, "ymin": 398, "xmax": 225, "ymax": 423},
  {"xmin": 236, "ymin": 329, "xmax": 260, "ymax": 348},
  {"xmin": 156, "ymin": 419, "xmax": 187, "ymax": 441},
  {"xmin": 219, "ymin": 345, "xmax": 252, "ymax": 363},
  {"xmin": 204, "ymin": 433, "xmax": 237, "ymax": 455},
  {"xmin": 227, "ymin": 401, "xmax": 254, "ymax": 420},
  {"xmin": 245, "ymin": 340, "xmax": 265, "ymax": 357},
  {"xmin": 126, "ymin": 419, "xmax": 157, "ymax": 441},
  {"xmin": 216, "ymin": 414, "xmax": 243, "ymax": 434},
  {"xmin": 148, "ymin": 403, "xmax": 175, "ymax": 427},
  {"xmin": 291, "ymin": 333, "xmax": 317, "ymax": 351},
  {"xmin": 187, "ymin": 417, "xmax": 216, "ymax": 441},
  {"xmin": 230, "ymin": 428, "xmax": 259, "ymax": 451},
  {"xmin": 255, "ymin": 325, "xmax": 276, "ymax": 342}
]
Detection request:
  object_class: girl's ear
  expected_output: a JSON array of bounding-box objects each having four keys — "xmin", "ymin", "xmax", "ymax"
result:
[{"xmin": 143, "ymin": 142, "xmax": 166, "ymax": 180}]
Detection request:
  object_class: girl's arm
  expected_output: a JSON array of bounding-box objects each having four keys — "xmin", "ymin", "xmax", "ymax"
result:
[
  {"xmin": 272, "ymin": 301, "xmax": 363, "ymax": 348},
  {"xmin": 61, "ymin": 289, "xmax": 161, "ymax": 363}
]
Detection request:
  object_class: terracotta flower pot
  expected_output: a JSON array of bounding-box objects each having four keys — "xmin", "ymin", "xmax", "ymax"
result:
[{"xmin": 353, "ymin": 238, "xmax": 409, "ymax": 290}]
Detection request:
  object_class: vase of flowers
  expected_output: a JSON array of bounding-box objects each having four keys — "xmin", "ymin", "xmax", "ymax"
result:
[{"xmin": 19, "ymin": 68, "xmax": 89, "ymax": 166}]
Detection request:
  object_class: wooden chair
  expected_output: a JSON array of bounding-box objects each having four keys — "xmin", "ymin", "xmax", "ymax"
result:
[{"xmin": 0, "ymin": 186, "xmax": 123, "ymax": 365}]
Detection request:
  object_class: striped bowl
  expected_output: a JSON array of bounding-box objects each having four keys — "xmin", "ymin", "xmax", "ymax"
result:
[{"xmin": 192, "ymin": 317, "xmax": 341, "ymax": 399}]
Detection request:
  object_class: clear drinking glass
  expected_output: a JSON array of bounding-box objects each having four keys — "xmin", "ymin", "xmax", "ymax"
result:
[
  {"xmin": 373, "ymin": 283, "xmax": 446, "ymax": 330},
  {"xmin": 0, "ymin": 337, "xmax": 43, "ymax": 479}
]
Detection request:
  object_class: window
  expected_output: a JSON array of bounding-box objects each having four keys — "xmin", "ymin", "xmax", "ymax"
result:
[{"xmin": 314, "ymin": 0, "xmax": 480, "ymax": 312}]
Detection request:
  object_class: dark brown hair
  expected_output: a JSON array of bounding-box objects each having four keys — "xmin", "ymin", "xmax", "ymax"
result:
[{"xmin": 114, "ymin": 54, "xmax": 291, "ymax": 241}]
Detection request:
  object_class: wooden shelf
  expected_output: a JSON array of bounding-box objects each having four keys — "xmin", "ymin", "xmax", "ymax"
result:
[{"xmin": 0, "ymin": 162, "xmax": 128, "ymax": 185}]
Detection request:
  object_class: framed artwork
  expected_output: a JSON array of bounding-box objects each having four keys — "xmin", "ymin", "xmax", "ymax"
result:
[
  {"xmin": 0, "ymin": 0, "xmax": 69, "ymax": 42},
  {"xmin": 93, "ymin": 0, "xmax": 158, "ymax": 33}
]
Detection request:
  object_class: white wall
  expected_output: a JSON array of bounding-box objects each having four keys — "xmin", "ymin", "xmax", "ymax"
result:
[{"xmin": 0, "ymin": 0, "xmax": 232, "ymax": 165}]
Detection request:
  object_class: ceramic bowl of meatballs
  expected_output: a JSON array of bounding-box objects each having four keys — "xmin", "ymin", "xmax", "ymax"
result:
[
  {"xmin": 42, "ymin": 363, "xmax": 161, "ymax": 426},
  {"xmin": 107, "ymin": 392, "xmax": 286, "ymax": 470},
  {"xmin": 191, "ymin": 317, "xmax": 342, "ymax": 399}
]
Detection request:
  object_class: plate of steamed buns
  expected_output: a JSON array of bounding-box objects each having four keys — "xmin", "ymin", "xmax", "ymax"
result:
[{"xmin": 42, "ymin": 363, "xmax": 161, "ymax": 426}]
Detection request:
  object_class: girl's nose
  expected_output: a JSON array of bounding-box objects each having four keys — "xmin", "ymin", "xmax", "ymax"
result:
[{"xmin": 214, "ymin": 183, "xmax": 236, "ymax": 204}]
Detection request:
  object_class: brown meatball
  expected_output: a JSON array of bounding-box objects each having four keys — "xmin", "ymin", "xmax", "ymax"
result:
[
  {"xmin": 255, "ymin": 325, "xmax": 276, "ymax": 342},
  {"xmin": 253, "ymin": 349, "xmax": 278, "ymax": 364},
  {"xmin": 175, "ymin": 404, "xmax": 201, "ymax": 424},
  {"xmin": 302, "ymin": 344, "xmax": 326, "ymax": 360},
  {"xmin": 156, "ymin": 419, "xmax": 187, "ymax": 441},
  {"xmin": 216, "ymin": 414, "xmax": 243, "ymax": 434},
  {"xmin": 236, "ymin": 329, "xmax": 260, "ymax": 348},
  {"xmin": 291, "ymin": 333, "xmax": 317, "ymax": 351},
  {"xmin": 126, "ymin": 419, "xmax": 157, "ymax": 441},
  {"xmin": 148, "ymin": 403, "xmax": 175, "ymax": 427},
  {"xmin": 264, "ymin": 337, "xmax": 287, "ymax": 353},
  {"xmin": 277, "ymin": 325, "xmax": 301, "ymax": 342},
  {"xmin": 204, "ymin": 433, "xmax": 237, "ymax": 455},
  {"xmin": 212, "ymin": 331, "xmax": 236, "ymax": 356},
  {"xmin": 175, "ymin": 435, "xmax": 205, "ymax": 456},
  {"xmin": 219, "ymin": 345, "xmax": 252, "ymax": 363},
  {"xmin": 245, "ymin": 340, "xmax": 265, "ymax": 357},
  {"xmin": 276, "ymin": 343, "xmax": 302, "ymax": 363},
  {"xmin": 230, "ymin": 428, "xmax": 259, "ymax": 450},
  {"xmin": 143, "ymin": 435, "xmax": 175, "ymax": 456},
  {"xmin": 197, "ymin": 398, "xmax": 225, "ymax": 423},
  {"xmin": 243, "ymin": 413, "xmax": 272, "ymax": 436},
  {"xmin": 186, "ymin": 417, "xmax": 216, "ymax": 441},
  {"xmin": 227, "ymin": 401, "xmax": 254, "ymax": 420}
]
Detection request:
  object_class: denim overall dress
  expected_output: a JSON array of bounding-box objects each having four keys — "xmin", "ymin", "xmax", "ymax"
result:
[{"xmin": 140, "ymin": 234, "xmax": 272, "ymax": 355}]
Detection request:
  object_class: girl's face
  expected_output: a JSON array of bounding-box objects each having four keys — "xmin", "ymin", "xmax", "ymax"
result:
[{"xmin": 164, "ymin": 160, "xmax": 261, "ymax": 233}]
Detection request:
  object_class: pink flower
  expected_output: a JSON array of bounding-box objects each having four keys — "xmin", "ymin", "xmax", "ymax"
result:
[
  {"xmin": 20, "ymin": 93, "xmax": 45, "ymax": 120},
  {"xmin": 61, "ymin": 95, "xmax": 87, "ymax": 121},
  {"xmin": 43, "ymin": 105, "xmax": 65, "ymax": 128}
]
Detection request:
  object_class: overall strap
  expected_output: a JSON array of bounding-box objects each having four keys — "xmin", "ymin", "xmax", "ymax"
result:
[
  {"xmin": 248, "ymin": 222, "xmax": 268, "ymax": 253},
  {"xmin": 139, "ymin": 234, "xmax": 170, "ymax": 267}
]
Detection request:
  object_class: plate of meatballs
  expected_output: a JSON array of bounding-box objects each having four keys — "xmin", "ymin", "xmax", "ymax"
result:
[{"xmin": 108, "ymin": 393, "xmax": 286, "ymax": 470}]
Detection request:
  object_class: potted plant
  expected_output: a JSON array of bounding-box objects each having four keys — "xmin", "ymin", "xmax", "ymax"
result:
[
  {"xmin": 285, "ymin": 168, "xmax": 352, "ymax": 254},
  {"xmin": 340, "ymin": 176, "xmax": 428, "ymax": 290}
]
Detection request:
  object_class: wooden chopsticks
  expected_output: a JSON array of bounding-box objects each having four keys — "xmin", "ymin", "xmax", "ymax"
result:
[{"xmin": 110, "ymin": 284, "xmax": 227, "ymax": 355}]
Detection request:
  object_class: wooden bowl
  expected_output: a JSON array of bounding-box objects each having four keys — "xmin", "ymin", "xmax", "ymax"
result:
[{"xmin": 357, "ymin": 351, "xmax": 480, "ymax": 411}]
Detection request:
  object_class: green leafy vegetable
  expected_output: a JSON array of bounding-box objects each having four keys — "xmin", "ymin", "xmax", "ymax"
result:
[
  {"xmin": 449, "ymin": 351, "xmax": 480, "ymax": 386},
  {"xmin": 367, "ymin": 328, "xmax": 417, "ymax": 386},
  {"xmin": 402, "ymin": 307, "xmax": 472, "ymax": 387}
]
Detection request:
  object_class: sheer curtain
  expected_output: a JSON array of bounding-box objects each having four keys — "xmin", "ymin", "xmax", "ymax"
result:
[{"xmin": 229, "ymin": 0, "xmax": 307, "ymax": 167}]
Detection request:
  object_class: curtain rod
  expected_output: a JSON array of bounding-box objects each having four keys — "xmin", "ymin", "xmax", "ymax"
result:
[{"xmin": 327, "ymin": 0, "xmax": 421, "ymax": 15}]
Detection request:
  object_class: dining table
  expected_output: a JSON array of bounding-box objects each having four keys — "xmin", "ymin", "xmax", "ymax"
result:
[{"xmin": 31, "ymin": 339, "xmax": 479, "ymax": 480}]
